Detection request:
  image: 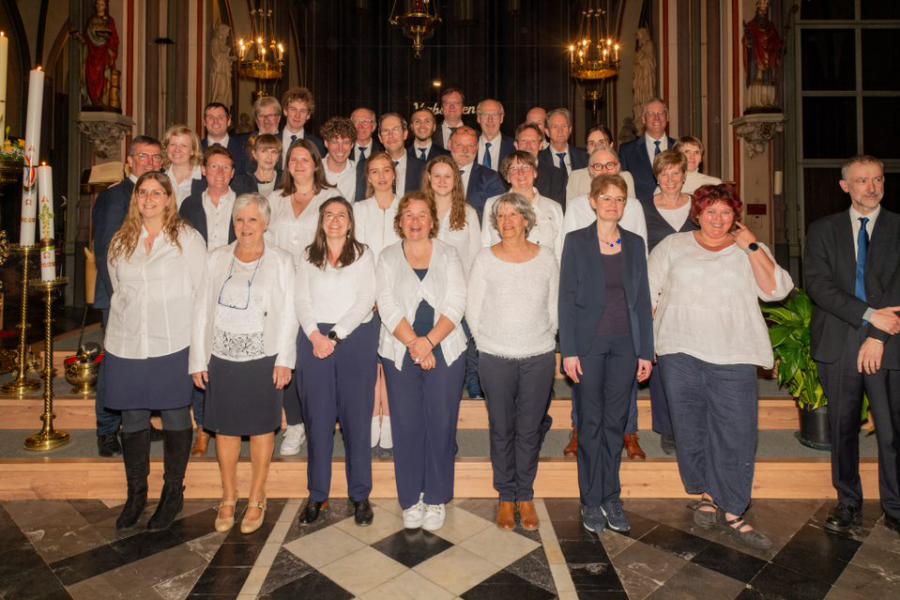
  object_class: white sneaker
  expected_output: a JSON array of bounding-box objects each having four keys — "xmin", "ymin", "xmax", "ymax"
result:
[
  {"xmin": 379, "ymin": 416, "xmax": 393, "ymax": 449},
  {"xmin": 280, "ymin": 423, "xmax": 305, "ymax": 456},
  {"xmin": 422, "ymin": 503, "xmax": 446, "ymax": 531},
  {"xmin": 403, "ymin": 500, "xmax": 426, "ymax": 529},
  {"xmin": 371, "ymin": 416, "xmax": 381, "ymax": 448}
]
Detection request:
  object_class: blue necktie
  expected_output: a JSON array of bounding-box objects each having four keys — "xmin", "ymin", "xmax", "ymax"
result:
[
  {"xmin": 556, "ymin": 152, "xmax": 567, "ymax": 175},
  {"xmin": 654, "ymin": 140, "xmax": 661, "ymax": 156},
  {"xmin": 419, "ymin": 148, "xmax": 427, "ymax": 161},
  {"xmin": 358, "ymin": 146, "xmax": 367, "ymax": 161},
  {"xmin": 483, "ymin": 142, "xmax": 492, "ymax": 169},
  {"xmin": 855, "ymin": 217, "xmax": 869, "ymax": 302}
]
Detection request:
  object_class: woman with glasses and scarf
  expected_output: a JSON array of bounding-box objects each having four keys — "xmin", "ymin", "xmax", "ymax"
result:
[{"xmin": 190, "ymin": 192, "xmax": 298, "ymax": 535}]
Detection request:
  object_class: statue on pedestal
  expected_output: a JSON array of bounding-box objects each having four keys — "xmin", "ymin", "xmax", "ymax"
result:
[
  {"xmin": 743, "ymin": 0, "xmax": 784, "ymax": 113},
  {"xmin": 209, "ymin": 23, "xmax": 235, "ymax": 109},
  {"xmin": 82, "ymin": 0, "xmax": 121, "ymax": 111},
  {"xmin": 632, "ymin": 28, "xmax": 657, "ymax": 125}
]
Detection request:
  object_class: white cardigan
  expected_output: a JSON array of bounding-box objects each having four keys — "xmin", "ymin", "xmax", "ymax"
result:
[
  {"xmin": 375, "ymin": 239, "xmax": 468, "ymax": 370},
  {"xmin": 190, "ymin": 242, "xmax": 299, "ymax": 373}
]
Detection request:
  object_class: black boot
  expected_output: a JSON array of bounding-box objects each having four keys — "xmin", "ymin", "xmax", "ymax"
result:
[
  {"xmin": 116, "ymin": 429, "xmax": 151, "ymax": 530},
  {"xmin": 147, "ymin": 428, "xmax": 192, "ymax": 531}
]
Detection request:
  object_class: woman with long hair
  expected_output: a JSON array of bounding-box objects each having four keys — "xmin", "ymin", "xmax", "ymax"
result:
[{"xmin": 423, "ymin": 155, "xmax": 481, "ymax": 274}]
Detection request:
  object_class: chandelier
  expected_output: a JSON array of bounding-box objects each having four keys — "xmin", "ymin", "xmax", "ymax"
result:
[
  {"xmin": 237, "ymin": 0, "xmax": 285, "ymax": 86},
  {"xmin": 389, "ymin": 0, "xmax": 441, "ymax": 59},
  {"xmin": 568, "ymin": 0, "xmax": 621, "ymax": 113}
]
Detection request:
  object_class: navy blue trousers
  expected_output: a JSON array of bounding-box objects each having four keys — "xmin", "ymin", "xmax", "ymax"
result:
[
  {"xmin": 299, "ymin": 320, "xmax": 378, "ymax": 502},
  {"xmin": 383, "ymin": 352, "xmax": 465, "ymax": 509},
  {"xmin": 571, "ymin": 376, "xmax": 638, "ymax": 434},
  {"xmin": 95, "ymin": 309, "xmax": 122, "ymax": 435},
  {"xmin": 660, "ymin": 353, "xmax": 758, "ymax": 516}
]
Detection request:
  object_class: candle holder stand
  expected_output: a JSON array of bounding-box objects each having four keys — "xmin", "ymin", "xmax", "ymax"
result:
[{"xmin": 1, "ymin": 244, "xmax": 41, "ymax": 394}]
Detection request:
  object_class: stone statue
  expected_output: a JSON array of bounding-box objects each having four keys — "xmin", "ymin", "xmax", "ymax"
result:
[
  {"xmin": 632, "ymin": 28, "xmax": 657, "ymax": 125},
  {"xmin": 83, "ymin": 0, "xmax": 120, "ymax": 110},
  {"xmin": 743, "ymin": 0, "xmax": 784, "ymax": 112},
  {"xmin": 209, "ymin": 23, "xmax": 235, "ymax": 109}
]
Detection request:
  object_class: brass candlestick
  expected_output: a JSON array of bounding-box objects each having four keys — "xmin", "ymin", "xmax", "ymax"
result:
[
  {"xmin": 24, "ymin": 277, "xmax": 69, "ymax": 452},
  {"xmin": 2, "ymin": 244, "xmax": 41, "ymax": 394}
]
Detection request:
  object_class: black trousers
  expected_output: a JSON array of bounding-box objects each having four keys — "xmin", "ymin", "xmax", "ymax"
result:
[{"xmin": 818, "ymin": 328, "xmax": 900, "ymax": 518}]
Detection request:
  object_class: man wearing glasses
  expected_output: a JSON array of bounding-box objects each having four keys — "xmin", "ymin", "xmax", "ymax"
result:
[
  {"xmin": 92, "ymin": 135, "xmax": 164, "ymax": 457},
  {"xmin": 619, "ymin": 97, "xmax": 677, "ymax": 203},
  {"xmin": 378, "ymin": 113, "xmax": 425, "ymax": 198},
  {"xmin": 475, "ymin": 99, "xmax": 514, "ymax": 172},
  {"xmin": 514, "ymin": 122, "xmax": 565, "ymax": 208}
]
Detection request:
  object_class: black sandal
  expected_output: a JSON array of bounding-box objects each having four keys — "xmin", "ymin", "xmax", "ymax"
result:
[
  {"xmin": 692, "ymin": 498, "xmax": 718, "ymax": 529},
  {"xmin": 718, "ymin": 512, "xmax": 773, "ymax": 551}
]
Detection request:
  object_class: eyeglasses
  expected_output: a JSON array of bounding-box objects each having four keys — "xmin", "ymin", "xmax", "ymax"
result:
[
  {"xmin": 134, "ymin": 152, "xmax": 164, "ymax": 163},
  {"xmin": 596, "ymin": 194, "xmax": 626, "ymax": 205},
  {"xmin": 380, "ymin": 126, "xmax": 404, "ymax": 136},
  {"xmin": 136, "ymin": 189, "xmax": 167, "ymax": 200},
  {"xmin": 217, "ymin": 255, "xmax": 262, "ymax": 310},
  {"xmin": 507, "ymin": 166, "xmax": 534, "ymax": 175},
  {"xmin": 590, "ymin": 161, "xmax": 619, "ymax": 171},
  {"xmin": 259, "ymin": 112, "xmax": 280, "ymax": 121}
]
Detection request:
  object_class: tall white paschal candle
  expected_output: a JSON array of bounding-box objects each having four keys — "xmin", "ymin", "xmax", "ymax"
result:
[
  {"xmin": 0, "ymin": 33, "xmax": 8, "ymax": 145},
  {"xmin": 19, "ymin": 67, "xmax": 44, "ymax": 247},
  {"xmin": 37, "ymin": 163, "xmax": 55, "ymax": 281}
]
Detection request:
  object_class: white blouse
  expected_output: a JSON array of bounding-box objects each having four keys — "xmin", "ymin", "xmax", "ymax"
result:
[
  {"xmin": 295, "ymin": 248, "xmax": 376, "ymax": 340},
  {"xmin": 212, "ymin": 256, "xmax": 267, "ymax": 362},
  {"xmin": 266, "ymin": 187, "xmax": 342, "ymax": 269},
  {"xmin": 652, "ymin": 171, "xmax": 723, "ymax": 196},
  {"xmin": 481, "ymin": 190, "xmax": 565, "ymax": 262},
  {"xmin": 648, "ymin": 232, "xmax": 794, "ymax": 368},
  {"xmin": 466, "ymin": 246, "xmax": 559, "ymax": 359},
  {"xmin": 563, "ymin": 194, "xmax": 649, "ymax": 251},
  {"xmin": 437, "ymin": 204, "xmax": 482, "ymax": 275},
  {"xmin": 324, "ymin": 159, "xmax": 358, "ymax": 201},
  {"xmin": 105, "ymin": 225, "xmax": 207, "ymax": 359},
  {"xmin": 353, "ymin": 195, "xmax": 401, "ymax": 259},
  {"xmin": 375, "ymin": 240, "xmax": 468, "ymax": 370},
  {"xmin": 166, "ymin": 165, "xmax": 202, "ymax": 209}
]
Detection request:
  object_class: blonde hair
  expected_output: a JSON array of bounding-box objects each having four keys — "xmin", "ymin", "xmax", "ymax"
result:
[
  {"xmin": 422, "ymin": 155, "xmax": 467, "ymax": 231},
  {"xmin": 162, "ymin": 125, "xmax": 202, "ymax": 168},
  {"xmin": 108, "ymin": 172, "xmax": 185, "ymax": 262}
]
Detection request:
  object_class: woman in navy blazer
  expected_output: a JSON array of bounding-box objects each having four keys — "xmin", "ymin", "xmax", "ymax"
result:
[{"xmin": 559, "ymin": 174, "xmax": 653, "ymax": 536}]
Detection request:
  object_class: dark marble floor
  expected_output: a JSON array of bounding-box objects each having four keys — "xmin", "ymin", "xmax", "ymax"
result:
[{"xmin": 0, "ymin": 497, "xmax": 897, "ymax": 599}]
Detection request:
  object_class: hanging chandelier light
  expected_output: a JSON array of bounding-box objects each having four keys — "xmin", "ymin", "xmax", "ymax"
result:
[
  {"xmin": 567, "ymin": 0, "xmax": 621, "ymax": 114},
  {"xmin": 389, "ymin": 0, "xmax": 442, "ymax": 59},
  {"xmin": 237, "ymin": 0, "xmax": 286, "ymax": 92}
]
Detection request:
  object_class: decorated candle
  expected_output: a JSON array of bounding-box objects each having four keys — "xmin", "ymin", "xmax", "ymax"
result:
[
  {"xmin": 37, "ymin": 163, "xmax": 55, "ymax": 281},
  {"xmin": 19, "ymin": 67, "xmax": 44, "ymax": 247}
]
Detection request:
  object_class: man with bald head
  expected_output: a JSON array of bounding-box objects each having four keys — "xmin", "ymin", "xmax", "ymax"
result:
[
  {"xmin": 450, "ymin": 125, "xmax": 506, "ymax": 218},
  {"xmin": 350, "ymin": 107, "xmax": 383, "ymax": 193},
  {"xmin": 515, "ymin": 122, "xmax": 566, "ymax": 208},
  {"xmin": 618, "ymin": 97, "xmax": 677, "ymax": 202},
  {"xmin": 525, "ymin": 106, "xmax": 550, "ymax": 150},
  {"xmin": 475, "ymin": 99, "xmax": 514, "ymax": 171}
]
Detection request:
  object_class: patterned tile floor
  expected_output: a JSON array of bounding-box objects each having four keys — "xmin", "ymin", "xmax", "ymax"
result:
[{"xmin": 1, "ymin": 497, "xmax": 898, "ymax": 599}]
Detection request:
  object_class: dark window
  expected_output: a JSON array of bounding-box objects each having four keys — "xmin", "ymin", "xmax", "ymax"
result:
[
  {"xmin": 802, "ymin": 97, "xmax": 857, "ymax": 159},
  {"xmin": 863, "ymin": 98, "xmax": 900, "ymax": 158},
  {"xmin": 803, "ymin": 167, "xmax": 845, "ymax": 229},
  {"xmin": 861, "ymin": 0, "xmax": 900, "ymax": 19},
  {"xmin": 861, "ymin": 29, "xmax": 900, "ymax": 90},
  {"xmin": 801, "ymin": 0, "xmax": 855, "ymax": 20},
  {"xmin": 801, "ymin": 29, "xmax": 856, "ymax": 90}
]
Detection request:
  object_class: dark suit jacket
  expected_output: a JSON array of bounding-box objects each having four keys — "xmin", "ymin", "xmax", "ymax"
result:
[
  {"xmin": 558, "ymin": 226, "xmax": 654, "ymax": 361},
  {"xmin": 230, "ymin": 172, "xmax": 265, "ymax": 196},
  {"xmin": 350, "ymin": 139, "xmax": 383, "ymax": 162},
  {"xmin": 201, "ymin": 133, "xmax": 249, "ymax": 175},
  {"xmin": 477, "ymin": 134, "xmax": 516, "ymax": 168},
  {"xmin": 805, "ymin": 208, "xmax": 900, "ymax": 369},
  {"xmin": 407, "ymin": 144, "xmax": 450, "ymax": 163},
  {"xmin": 536, "ymin": 161, "xmax": 567, "ymax": 210},
  {"xmin": 618, "ymin": 135, "xmax": 677, "ymax": 203},
  {"xmin": 538, "ymin": 145, "xmax": 589, "ymax": 173},
  {"xmin": 92, "ymin": 177, "xmax": 134, "ymax": 310},
  {"xmin": 404, "ymin": 156, "xmax": 427, "ymax": 195},
  {"xmin": 352, "ymin": 141, "xmax": 385, "ymax": 200},
  {"xmin": 464, "ymin": 163, "xmax": 508, "ymax": 219},
  {"xmin": 179, "ymin": 189, "xmax": 238, "ymax": 246}
]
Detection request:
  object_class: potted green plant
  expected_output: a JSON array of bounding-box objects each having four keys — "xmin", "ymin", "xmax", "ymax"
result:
[{"xmin": 761, "ymin": 289, "xmax": 831, "ymax": 450}]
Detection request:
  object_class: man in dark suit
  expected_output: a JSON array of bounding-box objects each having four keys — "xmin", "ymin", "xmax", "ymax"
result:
[
  {"xmin": 516, "ymin": 122, "xmax": 566, "ymax": 209},
  {"xmin": 281, "ymin": 87, "xmax": 326, "ymax": 161},
  {"xmin": 92, "ymin": 135, "xmax": 164, "ymax": 457},
  {"xmin": 450, "ymin": 126, "xmax": 507, "ymax": 219},
  {"xmin": 350, "ymin": 107, "xmax": 383, "ymax": 193},
  {"xmin": 179, "ymin": 146, "xmax": 239, "ymax": 248},
  {"xmin": 200, "ymin": 102, "xmax": 248, "ymax": 176},
  {"xmin": 538, "ymin": 108, "xmax": 589, "ymax": 188},
  {"xmin": 378, "ymin": 112, "xmax": 425, "ymax": 198},
  {"xmin": 618, "ymin": 98, "xmax": 677, "ymax": 203},
  {"xmin": 408, "ymin": 108, "xmax": 450, "ymax": 163},
  {"xmin": 805, "ymin": 155, "xmax": 900, "ymax": 536},
  {"xmin": 475, "ymin": 99, "xmax": 515, "ymax": 172},
  {"xmin": 434, "ymin": 86, "xmax": 468, "ymax": 149}
]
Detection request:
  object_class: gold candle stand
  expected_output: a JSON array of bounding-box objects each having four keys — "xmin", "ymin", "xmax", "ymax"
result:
[
  {"xmin": 1, "ymin": 244, "xmax": 41, "ymax": 394},
  {"xmin": 24, "ymin": 277, "xmax": 69, "ymax": 452}
]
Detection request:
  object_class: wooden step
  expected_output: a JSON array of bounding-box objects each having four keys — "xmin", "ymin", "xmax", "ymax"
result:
[{"xmin": 0, "ymin": 457, "xmax": 878, "ymax": 501}]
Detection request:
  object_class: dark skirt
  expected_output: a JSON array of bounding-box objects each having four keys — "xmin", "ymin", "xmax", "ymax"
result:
[
  {"xmin": 102, "ymin": 348, "xmax": 193, "ymax": 411},
  {"xmin": 205, "ymin": 354, "xmax": 283, "ymax": 436}
]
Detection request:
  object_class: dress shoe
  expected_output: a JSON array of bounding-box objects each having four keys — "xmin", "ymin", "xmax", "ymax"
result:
[
  {"xmin": 660, "ymin": 434, "xmax": 676, "ymax": 455},
  {"xmin": 215, "ymin": 498, "xmax": 237, "ymax": 532},
  {"xmin": 564, "ymin": 428, "xmax": 578, "ymax": 457},
  {"xmin": 240, "ymin": 500, "xmax": 266, "ymax": 534},
  {"xmin": 191, "ymin": 429, "xmax": 210, "ymax": 457},
  {"xmin": 353, "ymin": 500, "xmax": 374, "ymax": 526},
  {"xmin": 517, "ymin": 501, "xmax": 539, "ymax": 531},
  {"xmin": 883, "ymin": 513, "xmax": 900, "ymax": 534},
  {"xmin": 624, "ymin": 433, "xmax": 646, "ymax": 460},
  {"xmin": 496, "ymin": 501, "xmax": 516, "ymax": 530},
  {"xmin": 97, "ymin": 433, "xmax": 122, "ymax": 457},
  {"xmin": 301, "ymin": 500, "xmax": 328, "ymax": 524},
  {"xmin": 825, "ymin": 503, "xmax": 862, "ymax": 534}
]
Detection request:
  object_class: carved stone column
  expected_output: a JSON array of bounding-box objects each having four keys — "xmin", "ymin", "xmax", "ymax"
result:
[
  {"xmin": 76, "ymin": 112, "xmax": 135, "ymax": 161},
  {"xmin": 731, "ymin": 112, "xmax": 785, "ymax": 159}
]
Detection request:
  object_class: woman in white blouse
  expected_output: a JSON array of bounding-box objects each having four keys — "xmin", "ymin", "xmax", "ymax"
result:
[
  {"xmin": 467, "ymin": 192, "xmax": 558, "ymax": 532},
  {"xmin": 674, "ymin": 136, "xmax": 722, "ymax": 195},
  {"xmin": 266, "ymin": 138, "xmax": 340, "ymax": 457},
  {"xmin": 648, "ymin": 183, "xmax": 793, "ymax": 551},
  {"xmin": 102, "ymin": 172, "xmax": 206, "ymax": 532},
  {"xmin": 190, "ymin": 193, "xmax": 298, "ymax": 536},
  {"xmin": 423, "ymin": 155, "xmax": 481, "ymax": 274},
  {"xmin": 353, "ymin": 152, "xmax": 400, "ymax": 451},
  {"xmin": 163, "ymin": 125, "xmax": 203, "ymax": 209},
  {"xmin": 482, "ymin": 151, "xmax": 564, "ymax": 262},
  {"xmin": 376, "ymin": 192, "xmax": 467, "ymax": 532},
  {"xmin": 295, "ymin": 197, "xmax": 378, "ymax": 527}
]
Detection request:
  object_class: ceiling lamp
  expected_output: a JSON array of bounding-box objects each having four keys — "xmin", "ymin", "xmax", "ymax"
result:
[
  {"xmin": 237, "ymin": 0, "xmax": 286, "ymax": 93},
  {"xmin": 390, "ymin": 0, "xmax": 442, "ymax": 59},
  {"xmin": 568, "ymin": 0, "xmax": 621, "ymax": 116}
]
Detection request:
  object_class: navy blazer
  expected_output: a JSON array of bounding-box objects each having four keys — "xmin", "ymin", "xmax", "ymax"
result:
[
  {"xmin": 201, "ymin": 133, "xmax": 249, "ymax": 175},
  {"xmin": 407, "ymin": 144, "xmax": 450, "ymax": 163},
  {"xmin": 464, "ymin": 163, "xmax": 508, "ymax": 219},
  {"xmin": 92, "ymin": 177, "xmax": 134, "ymax": 310},
  {"xmin": 558, "ymin": 225, "xmax": 654, "ymax": 361},
  {"xmin": 536, "ymin": 161, "xmax": 567, "ymax": 210},
  {"xmin": 805, "ymin": 208, "xmax": 900, "ymax": 369},
  {"xmin": 404, "ymin": 155, "xmax": 427, "ymax": 195},
  {"xmin": 477, "ymin": 134, "xmax": 516, "ymax": 168},
  {"xmin": 618, "ymin": 135, "xmax": 677, "ymax": 203},
  {"xmin": 350, "ymin": 139, "xmax": 384, "ymax": 162},
  {"xmin": 538, "ymin": 145, "xmax": 589, "ymax": 173},
  {"xmin": 230, "ymin": 172, "xmax": 264, "ymax": 197},
  {"xmin": 179, "ymin": 190, "xmax": 238, "ymax": 245}
]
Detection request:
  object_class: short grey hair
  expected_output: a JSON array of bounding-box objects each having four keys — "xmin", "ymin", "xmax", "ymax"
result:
[
  {"xmin": 841, "ymin": 155, "xmax": 884, "ymax": 180},
  {"xmin": 233, "ymin": 193, "xmax": 271, "ymax": 225},
  {"xmin": 547, "ymin": 108, "xmax": 572, "ymax": 127},
  {"xmin": 489, "ymin": 192, "xmax": 536, "ymax": 236},
  {"xmin": 590, "ymin": 147, "xmax": 621, "ymax": 163}
]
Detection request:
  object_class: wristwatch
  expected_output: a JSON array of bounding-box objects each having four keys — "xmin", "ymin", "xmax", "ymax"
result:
[
  {"xmin": 745, "ymin": 242, "xmax": 759, "ymax": 254},
  {"xmin": 327, "ymin": 330, "xmax": 343, "ymax": 344}
]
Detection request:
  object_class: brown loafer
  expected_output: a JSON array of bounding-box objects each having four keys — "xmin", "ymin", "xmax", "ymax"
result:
[
  {"xmin": 496, "ymin": 501, "xmax": 516, "ymax": 530},
  {"xmin": 518, "ymin": 501, "xmax": 539, "ymax": 531},
  {"xmin": 191, "ymin": 430, "xmax": 210, "ymax": 457},
  {"xmin": 564, "ymin": 428, "xmax": 578, "ymax": 457},
  {"xmin": 624, "ymin": 433, "xmax": 646, "ymax": 460}
]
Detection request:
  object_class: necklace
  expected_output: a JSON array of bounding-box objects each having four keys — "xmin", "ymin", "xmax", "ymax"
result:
[{"xmin": 600, "ymin": 238, "xmax": 622, "ymax": 248}]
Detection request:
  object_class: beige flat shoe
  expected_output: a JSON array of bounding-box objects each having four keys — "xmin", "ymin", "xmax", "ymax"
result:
[
  {"xmin": 215, "ymin": 498, "xmax": 237, "ymax": 533},
  {"xmin": 240, "ymin": 499, "xmax": 267, "ymax": 534}
]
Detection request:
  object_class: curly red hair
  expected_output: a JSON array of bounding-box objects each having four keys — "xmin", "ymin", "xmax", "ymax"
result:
[{"xmin": 691, "ymin": 183, "xmax": 742, "ymax": 224}]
